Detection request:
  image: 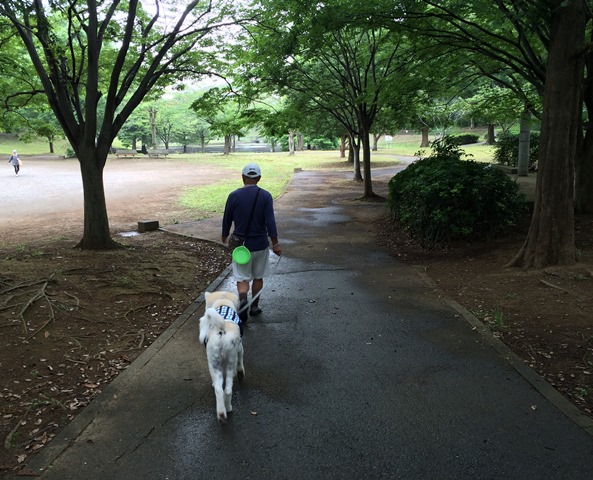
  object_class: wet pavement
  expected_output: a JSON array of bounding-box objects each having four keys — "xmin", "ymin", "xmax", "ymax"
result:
[{"xmin": 19, "ymin": 167, "xmax": 593, "ymax": 479}]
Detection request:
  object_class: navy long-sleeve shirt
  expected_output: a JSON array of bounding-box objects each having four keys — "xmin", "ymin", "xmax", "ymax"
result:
[{"xmin": 222, "ymin": 185, "xmax": 278, "ymax": 252}]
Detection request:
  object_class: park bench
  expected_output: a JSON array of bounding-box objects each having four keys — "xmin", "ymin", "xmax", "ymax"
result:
[
  {"xmin": 147, "ymin": 149, "xmax": 171, "ymax": 158},
  {"xmin": 115, "ymin": 149, "xmax": 138, "ymax": 158}
]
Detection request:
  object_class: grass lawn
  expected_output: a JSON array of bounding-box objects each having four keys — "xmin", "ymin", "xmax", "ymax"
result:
[
  {"xmin": 1, "ymin": 132, "xmax": 496, "ymax": 218},
  {"xmin": 0, "ymin": 134, "xmax": 70, "ymax": 156},
  {"xmin": 176, "ymin": 150, "xmax": 402, "ymax": 217},
  {"xmin": 0, "ymin": 134, "xmax": 124, "ymax": 156},
  {"xmin": 377, "ymin": 133, "xmax": 496, "ymax": 162}
]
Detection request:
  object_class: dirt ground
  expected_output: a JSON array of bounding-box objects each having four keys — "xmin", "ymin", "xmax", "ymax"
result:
[{"xmin": 1, "ymin": 156, "xmax": 592, "ymax": 476}]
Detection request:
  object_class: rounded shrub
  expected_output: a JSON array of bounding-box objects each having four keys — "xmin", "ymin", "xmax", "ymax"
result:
[
  {"xmin": 387, "ymin": 138, "xmax": 526, "ymax": 249},
  {"xmin": 448, "ymin": 133, "xmax": 480, "ymax": 146},
  {"xmin": 492, "ymin": 131, "xmax": 540, "ymax": 168}
]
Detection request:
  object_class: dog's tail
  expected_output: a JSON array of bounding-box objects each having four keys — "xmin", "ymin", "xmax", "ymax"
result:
[
  {"xmin": 199, "ymin": 307, "xmax": 229, "ymax": 345},
  {"xmin": 205, "ymin": 307, "xmax": 227, "ymax": 329}
]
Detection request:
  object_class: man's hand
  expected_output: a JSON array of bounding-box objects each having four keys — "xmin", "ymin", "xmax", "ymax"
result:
[
  {"xmin": 221, "ymin": 235, "xmax": 228, "ymax": 245},
  {"xmin": 272, "ymin": 243, "xmax": 282, "ymax": 256}
]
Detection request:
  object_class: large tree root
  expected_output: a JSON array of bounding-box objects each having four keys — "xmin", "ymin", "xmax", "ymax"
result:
[{"xmin": 0, "ymin": 273, "xmax": 79, "ymax": 336}]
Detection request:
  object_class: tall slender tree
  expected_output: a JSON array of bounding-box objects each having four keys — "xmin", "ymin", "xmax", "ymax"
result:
[
  {"xmin": 0, "ymin": 0, "xmax": 241, "ymax": 249},
  {"xmin": 237, "ymin": 1, "xmax": 413, "ymax": 197}
]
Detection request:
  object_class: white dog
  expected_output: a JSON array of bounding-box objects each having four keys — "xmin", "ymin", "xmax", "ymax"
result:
[{"xmin": 199, "ymin": 291, "xmax": 245, "ymax": 423}]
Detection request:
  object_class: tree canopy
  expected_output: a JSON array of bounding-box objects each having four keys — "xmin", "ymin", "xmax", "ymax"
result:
[
  {"xmin": 0, "ymin": 0, "xmax": 244, "ymax": 248},
  {"xmin": 0, "ymin": 0, "xmax": 590, "ymax": 269}
]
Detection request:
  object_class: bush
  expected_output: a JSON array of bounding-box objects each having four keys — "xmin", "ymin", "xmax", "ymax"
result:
[
  {"xmin": 492, "ymin": 132, "xmax": 540, "ymax": 168},
  {"xmin": 387, "ymin": 138, "xmax": 525, "ymax": 249},
  {"xmin": 448, "ymin": 133, "xmax": 480, "ymax": 146},
  {"xmin": 278, "ymin": 136, "xmax": 338, "ymax": 151},
  {"xmin": 306, "ymin": 136, "xmax": 339, "ymax": 150}
]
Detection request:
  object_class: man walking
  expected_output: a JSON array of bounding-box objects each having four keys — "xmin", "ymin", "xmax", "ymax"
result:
[{"xmin": 222, "ymin": 163, "xmax": 282, "ymax": 320}]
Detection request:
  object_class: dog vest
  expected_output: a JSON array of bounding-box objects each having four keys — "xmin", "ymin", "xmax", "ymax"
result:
[
  {"xmin": 216, "ymin": 305, "xmax": 241, "ymax": 327},
  {"xmin": 204, "ymin": 305, "xmax": 243, "ymax": 346},
  {"xmin": 202, "ymin": 306, "xmax": 243, "ymax": 347}
]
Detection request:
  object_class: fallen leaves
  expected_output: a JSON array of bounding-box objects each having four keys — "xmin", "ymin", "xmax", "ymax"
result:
[{"xmin": 0, "ymin": 232, "xmax": 230, "ymax": 471}]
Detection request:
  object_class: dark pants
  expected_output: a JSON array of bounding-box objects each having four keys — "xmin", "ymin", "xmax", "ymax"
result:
[{"xmin": 13, "ymin": 164, "xmax": 19, "ymax": 174}]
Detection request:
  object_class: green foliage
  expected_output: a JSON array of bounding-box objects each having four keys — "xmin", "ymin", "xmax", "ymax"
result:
[
  {"xmin": 448, "ymin": 133, "xmax": 480, "ymax": 146},
  {"xmin": 190, "ymin": 88, "xmax": 247, "ymax": 138},
  {"xmin": 461, "ymin": 83, "xmax": 535, "ymax": 133},
  {"xmin": 492, "ymin": 132, "xmax": 540, "ymax": 168},
  {"xmin": 307, "ymin": 136, "xmax": 339, "ymax": 150},
  {"xmin": 278, "ymin": 135, "xmax": 338, "ymax": 151},
  {"xmin": 387, "ymin": 138, "xmax": 525, "ymax": 248}
]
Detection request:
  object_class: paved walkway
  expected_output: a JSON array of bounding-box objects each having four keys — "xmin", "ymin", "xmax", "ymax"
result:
[{"xmin": 20, "ymin": 168, "xmax": 593, "ymax": 479}]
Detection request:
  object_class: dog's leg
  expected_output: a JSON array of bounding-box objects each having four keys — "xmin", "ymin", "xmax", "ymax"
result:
[
  {"xmin": 237, "ymin": 342, "xmax": 245, "ymax": 382},
  {"xmin": 211, "ymin": 370, "xmax": 227, "ymax": 423},
  {"xmin": 224, "ymin": 360, "xmax": 237, "ymax": 413},
  {"xmin": 224, "ymin": 372, "xmax": 234, "ymax": 413}
]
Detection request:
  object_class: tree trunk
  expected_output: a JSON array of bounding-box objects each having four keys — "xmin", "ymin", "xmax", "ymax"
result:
[
  {"xmin": 372, "ymin": 133, "xmax": 380, "ymax": 151},
  {"xmin": 507, "ymin": 0, "xmax": 585, "ymax": 268},
  {"xmin": 49, "ymin": 140, "xmax": 54, "ymax": 154},
  {"xmin": 347, "ymin": 137, "xmax": 354, "ymax": 164},
  {"xmin": 340, "ymin": 134, "xmax": 346, "ymax": 158},
  {"xmin": 149, "ymin": 108, "xmax": 157, "ymax": 149},
  {"xmin": 288, "ymin": 130, "xmax": 295, "ymax": 155},
  {"xmin": 575, "ymin": 47, "xmax": 593, "ymax": 214},
  {"xmin": 360, "ymin": 125, "xmax": 375, "ymax": 198},
  {"xmin": 297, "ymin": 133, "xmax": 304, "ymax": 151},
  {"xmin": 349, "ymin": 132, "xmax": 362, "ymax": 181},
  {"xmin": 76, "ymin": 149, "xmax": 119, "ymax": 249},
  {"xmin": 420, "ymin": 126, "xmax": 429, "ymax": 148},
  {"xmin": 518, "ymin": 109, "xmax": 531, "ymax": 176},
  {"xmin": 575, "ymin": 127, "xmax": 593, "ymax": 213},
  {"xmin": 223, "ymin": 134, "xmax": 231, "ymax": 155},
  {"xmin": 353, "ymin": 142, "xmax": 362, "ymax": 181},
  {"xmin": 485, "ymin": 124, "xmax": 495, "ymax": 145}
]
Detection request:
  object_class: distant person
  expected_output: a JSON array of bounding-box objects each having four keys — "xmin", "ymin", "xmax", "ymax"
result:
[
  {"xmin": 221, "ymin": 163, "xmax": 282, "ymax": 320},
  {"xmin": 8, "ymin": 150, "xmax": 20, "ymax": 175}
]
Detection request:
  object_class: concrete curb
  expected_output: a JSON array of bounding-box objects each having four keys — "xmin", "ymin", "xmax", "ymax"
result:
[{"xmin": 414, "ymin": 267, "xmax": 593, "ymax": 438}]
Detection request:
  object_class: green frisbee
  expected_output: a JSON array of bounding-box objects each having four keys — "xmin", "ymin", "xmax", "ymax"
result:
[{"xmin": 232, "ymin": 245, "xmax": 251, "ymax": 265}]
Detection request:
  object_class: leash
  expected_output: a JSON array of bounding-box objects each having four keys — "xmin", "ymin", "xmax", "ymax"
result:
[{"xmin": 236, "ymin": 254, "xmax": 283, "ymax": 314}]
